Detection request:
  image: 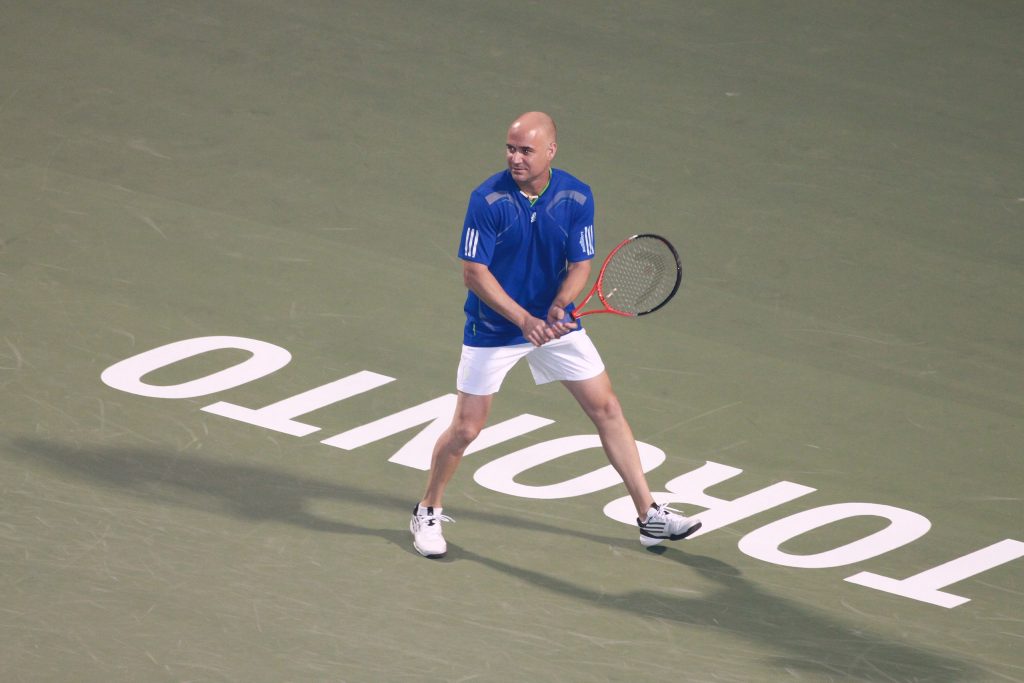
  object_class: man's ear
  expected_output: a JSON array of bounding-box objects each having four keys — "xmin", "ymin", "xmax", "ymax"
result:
[{"xmin": 548, "ymin": 141, "xmax": 558, "ymax": 160}]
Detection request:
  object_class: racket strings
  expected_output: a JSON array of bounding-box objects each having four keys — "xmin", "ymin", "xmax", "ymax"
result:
[{"xmin": 600, "ymin": 238, "xmax": 679, "ymax": 315}]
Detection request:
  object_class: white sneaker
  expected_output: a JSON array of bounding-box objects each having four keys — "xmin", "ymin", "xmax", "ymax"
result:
[
  {"xmin": 410, "ymin": 505, "xmax": 454, "ymax": 559},
  {"xmin": 638, "ymin": 503, "xmax": 702, "ymax": 547}
]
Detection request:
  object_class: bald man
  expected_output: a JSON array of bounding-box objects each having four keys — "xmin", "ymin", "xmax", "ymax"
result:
[{"xmin": 409, "ymin": 112, "xmax": 701, "ymax": 558}]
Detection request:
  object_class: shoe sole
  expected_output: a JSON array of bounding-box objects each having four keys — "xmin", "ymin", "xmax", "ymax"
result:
[
  {"xmin": 639, "ymin": 519, "xmax": 702, "ymax": 547},
  {"xmin": 410, "ymin": 518, "xmax": 446, "ymax": 559},
  {"xmin": 414, "ymin": 544, "xmax": 446, "ymax": 559}
]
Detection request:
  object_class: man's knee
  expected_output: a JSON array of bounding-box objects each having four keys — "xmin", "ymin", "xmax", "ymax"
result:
[
  {"xmin": 586, "ymin": 393, "xmax": 624, "ymax": 425},
  {"xmin": 448, "ymin": 414, "xmax": 488, "ymax": 450},
  {"xmin": 449, "ymin": 393, "xmax": 491, "ymax": 450},
  {"xmin": 452, "ymin": 423, "xmax": 482, "ymax": 448}
]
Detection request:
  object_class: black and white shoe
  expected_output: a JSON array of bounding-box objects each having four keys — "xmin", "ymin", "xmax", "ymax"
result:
[
  {"xmin": 410, "ymin": 505, "xmax": 453, "ymax": 559},
  {"xmin": 638, "ymin": 503, "xmax": 702, "ymax": 547}
]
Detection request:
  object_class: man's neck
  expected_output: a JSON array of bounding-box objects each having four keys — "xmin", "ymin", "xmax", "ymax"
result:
[{"xmin": 516, "ymin": 169, "xmax": 552, "ymax": 202}]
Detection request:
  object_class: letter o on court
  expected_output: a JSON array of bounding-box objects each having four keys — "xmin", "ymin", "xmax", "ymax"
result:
[
  {"xmin": 737, "ymin": 503, "xmax": 932, "ymax": 569},
  {"xmin": 100, "ymin": 336, "xmax": 291, "ymax": 399},
  {"xmin": 473, "ymin": 435, "xmax": 666, "ymax": 499}
]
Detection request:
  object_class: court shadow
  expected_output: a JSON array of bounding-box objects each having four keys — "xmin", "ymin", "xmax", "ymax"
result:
[
  {"xmin": 9, "ymin": 437, "xmax": 982, "ymax": 681},
  {"xmin": 460, "ymin": 547, "xmax": 980, "ymax": 682},
  {"xmin": 8, "ymin": 436, "xmax": 421, "ymax": 553}
]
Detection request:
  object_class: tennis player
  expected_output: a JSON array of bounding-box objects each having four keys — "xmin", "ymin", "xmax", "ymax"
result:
[{"xmin": 410, "ymin": 112, "xmax": 701, "ymax": 558}]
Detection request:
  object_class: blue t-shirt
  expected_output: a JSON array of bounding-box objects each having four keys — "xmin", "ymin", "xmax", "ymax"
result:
[{"xmin": 459, "ymin": 168, "xmax": 596, "ymax": 347}]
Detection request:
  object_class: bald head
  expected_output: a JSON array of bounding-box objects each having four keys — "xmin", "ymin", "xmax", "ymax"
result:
[
  {"xmin": 508, "ymin": 111, "xmax": 557, "ymax": 143},
  {"xmin": 506, "ymin": 112, "xmax": 558, "ymax": 194}
]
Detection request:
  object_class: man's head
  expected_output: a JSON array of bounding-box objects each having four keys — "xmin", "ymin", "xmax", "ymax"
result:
[{"xmin": 506, "ymin": 111, "xmax": 558, "ymax": 193}]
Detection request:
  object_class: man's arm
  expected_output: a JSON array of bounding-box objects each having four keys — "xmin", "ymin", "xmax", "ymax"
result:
[{"xmin": 462, "ymin": 260, "xmax": 556, "ymax": 346}]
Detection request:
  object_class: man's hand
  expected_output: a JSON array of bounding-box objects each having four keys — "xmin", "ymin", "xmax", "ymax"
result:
[
  {"xmin": 546, "ymin": 305, "xmax": 579, "ymax": 338},
  {"xmin": 521, "ymin": 315, "xmax": 557, "ymax": 347}
]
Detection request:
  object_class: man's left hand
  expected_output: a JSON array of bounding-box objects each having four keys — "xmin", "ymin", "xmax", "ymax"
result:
[{"xmin": 546, "ymin": 305, "xmax": 579, "ymax": 338}]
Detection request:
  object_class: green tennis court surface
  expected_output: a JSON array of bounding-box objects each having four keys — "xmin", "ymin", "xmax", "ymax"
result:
[{"xmin": 2, "ymin": 2, "xmax": 1022, "ymax": 681}]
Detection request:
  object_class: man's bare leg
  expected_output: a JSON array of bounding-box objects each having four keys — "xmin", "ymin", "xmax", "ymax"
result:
[
  {"xmin": 420, "ymin": 391, "xmax": 492, "ymax": 508},
  {"xmin": 562, "ymin": 372, "xmax": 654, "ymax": 517},
  {"xmin": 564, "ymin": 372, "xmax": 702, "ymax": 545}
]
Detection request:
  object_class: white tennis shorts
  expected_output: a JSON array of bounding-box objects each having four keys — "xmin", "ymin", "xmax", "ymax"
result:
[{"xmin": 457, "ymin": 330, "xmax": 606, "ymax": 396}]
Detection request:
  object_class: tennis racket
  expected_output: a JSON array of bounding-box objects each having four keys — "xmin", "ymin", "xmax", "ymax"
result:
[{"xmin": 564, "ymin": 233, "xmax": 682, "ymax": 322}]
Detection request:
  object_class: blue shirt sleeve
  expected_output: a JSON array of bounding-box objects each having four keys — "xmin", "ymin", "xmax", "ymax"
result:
[
  {"xmin": 567, "ymin": 189, "xmax": 596, "ymax": 262},
  {"xmin": 458, "ymin": 192, "xmax": 496, "ymax": 265}
]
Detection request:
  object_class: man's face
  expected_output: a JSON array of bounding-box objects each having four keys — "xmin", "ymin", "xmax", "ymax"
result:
[{"xmin": 506, "ymin": 123, "xmax": 556, "ymax": 189}]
